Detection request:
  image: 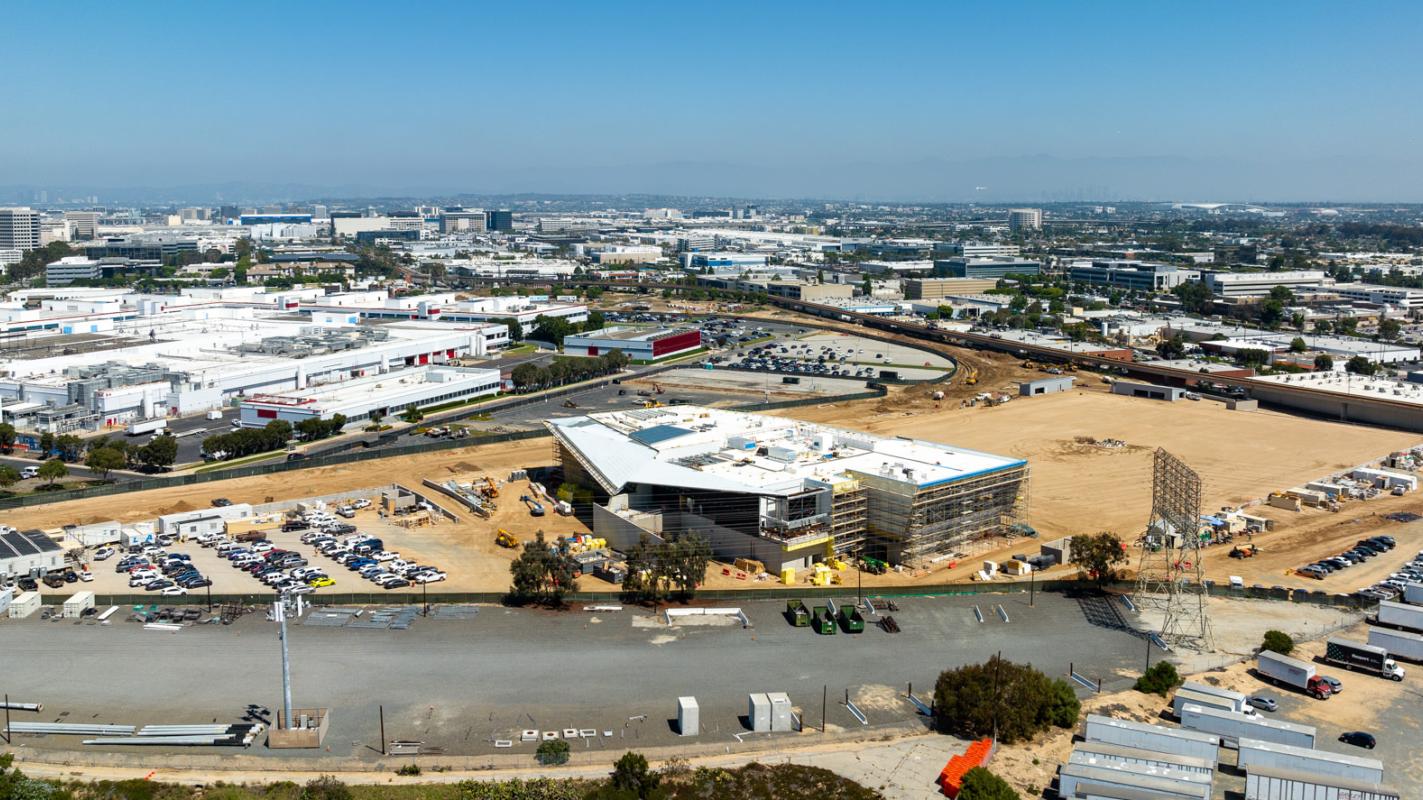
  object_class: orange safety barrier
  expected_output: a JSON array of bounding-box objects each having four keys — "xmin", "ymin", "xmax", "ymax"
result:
[{"xmin": 935, "ymin": 737, "xmax": 994, "ymax": 797}]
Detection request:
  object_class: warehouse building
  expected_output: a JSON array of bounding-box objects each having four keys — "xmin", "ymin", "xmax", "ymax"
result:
[
  {"xmin": 548, "ymin": 407, "xmax": 1028, "ymax": 569},
  {"xmin": 1112, "ymin": 381, "xmax": 1184, "ymax": 401},
  {"xmin": 238, "ymin": 365, "xmax": 500, "ymax": 427},
  {"xmin": 1020, "ymin": 377, "xmax": 1074, "ymax": 396},
  {"xmin": 562, "ymin": 326, "xmax": 702, "ymax": 361},
  {"xmin": 0, "ymin": 529, "xmax": 64, "ymax": 578}
]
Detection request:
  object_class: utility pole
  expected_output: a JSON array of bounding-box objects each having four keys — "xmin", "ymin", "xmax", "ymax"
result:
[
  {"xmin": 1029, "ymin": 567, "xmax": 1035, "ymax": 607},
  {"xmin": 275, "ymin": 599, "xmax": 293, "ymax": 730},
  {"xmin": 821, "ymin": 685, "xmax": 827, "ymax": 734},
  {"xmin": 4, "ymin": 693, "xmax": 10, "ymax": 745},
  {"xmin": 379, "ymin": 705, "xmax": 386, "ymax": 756}
]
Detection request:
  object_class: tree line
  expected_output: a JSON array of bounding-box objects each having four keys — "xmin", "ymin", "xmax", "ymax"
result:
[
  {"xmin": 621, "ymin": 533, "xmax": 713, "ymax": 604},
  {"xmin": 510, "ymin": 350, "xmax": 631, "ymax": 392},
  {"xmin": 201, "ymin": 420, "xmax": 294, "ymax": 460}
]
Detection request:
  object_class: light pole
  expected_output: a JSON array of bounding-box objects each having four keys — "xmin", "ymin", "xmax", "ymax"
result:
[{"xmin": 275, "ymin": 598, "xmax": 293, "ymax": 729}]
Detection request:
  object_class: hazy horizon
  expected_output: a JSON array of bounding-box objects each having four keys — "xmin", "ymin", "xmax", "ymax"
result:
[{"xmin": 6, "ymin": 1, "xmax": 1423, "ymax": 203}]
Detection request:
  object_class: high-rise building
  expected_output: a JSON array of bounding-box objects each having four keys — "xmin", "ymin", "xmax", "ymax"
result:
[
  {"xmin": 0, "ymin": 207, "xmax": 42, "ymax": 252},
  {"xmin": 312, "ymin": 204, "xmax": 328, "ymax": 219},
  {"xmin": 486, "ymin": 209, "xmax": 514, "ymax": 233},
  {"xmin": 64, "ymin": 211, "xmax": 100, "ymax": 240},
  {"xmin": 1008, "ymin": 208, "xmax": 1043, "ymax": 233}
]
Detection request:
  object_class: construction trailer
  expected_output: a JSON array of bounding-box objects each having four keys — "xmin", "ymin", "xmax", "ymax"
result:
[
  {"xmin": 8, "ymin": 590, "xmax": 41, "ymax": 619},
  {"xmin": 1244, "ymin": 765, "xmax": 1400, "ymax": 800},
  {"xmin": 1081, "ymin": 715, "xmax": 1220, "ymax": 765},
  {"xmin": 1236, "ymin": 737, "xmax": 1384, "ymax": 784}
]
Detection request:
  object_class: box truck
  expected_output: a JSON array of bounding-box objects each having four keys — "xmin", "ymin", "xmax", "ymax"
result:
[
  {"xmin": 1179, "ymin": 704, "xmax": 1316, "ymax": 749},
  {"xmin": 1367, "ymin": 626, "xmax": 1423, "ymax": 663},
  {"xmin": 125, "ymin": 417, "xmax": 168, "ymax": 436},
  {"xmin": 1377, "ymin": 599, "xmax": 1423, "ymax": 633},
  {"xmin": 1256, "ymin": 651, "xmax": 1332, "ymax": 699},
  {"xmin": 1324, "ymin": 637, "xmax": 1405, "ymax": 681}
]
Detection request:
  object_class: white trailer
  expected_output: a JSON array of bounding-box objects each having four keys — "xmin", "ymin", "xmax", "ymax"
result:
[
  {"xmin": 1237, "ymin": 737, "xmax": 1383, "ymax": 784},
  {"xmin": 1403, "ymin": 582, "xmax": 1423, "ymax": 606},
  {"xmin": 1069, "ymin": 742, "xmax": 1214, "ymax": 777},
  {"xmin": 124, "ymin": 417, "xmax": 168, "ymax": 436},
  {"xmin": 1377, "ymin": 599, "xmax": 1423, "ymax": 633},
  {"xmin": 8, "ymin": 590, "xmax": 41, "ymax": 618},
  {"xmin": 62, "ymin": 590, "xmax": 95, "ymax": 619},
  {"xmin": 1368, "ymin": 626, "xmax": 1423, "ymax": 663},
  {"xmin": 1245, "ymin": 765, "xmax": 1400, "ymax": 800},
  {"xmin": 1081, "ymin": 714, "xmax": 1220, "ymax": 765},
  {"xmin": 64, "ymin": 521, "xmax": 122, "ymax": 548},
  {"xmin": 1173, "ymin": 688, "xmax": 1257, "ymax": 719},
  {"xmin": 1178, "ymin": 680, "xmax": 1250, "ymax": 712},
  {"xmin": 1179, "ymin": 704, "xmax": 1316, "ymax": 749},
  {"xmin": 1056, "ymin": 762, "xmax": 1212, "ymax": 800}
]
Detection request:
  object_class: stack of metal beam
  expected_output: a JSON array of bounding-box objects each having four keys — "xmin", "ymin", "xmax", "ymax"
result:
[{"xmin": 84, "ymin": 723, "xmax": 264, "ymax": 747}]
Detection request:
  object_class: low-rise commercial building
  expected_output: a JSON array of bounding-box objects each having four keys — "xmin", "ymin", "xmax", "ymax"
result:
[
  {"xmin": 905, "ymin": 277, "xmax": 1006, "ymax": 299},
  {"xmin": 1202, "ymin": 270, "xmax": 1328, "ymax": 298},
  {"xmin": 562, "ymin": 326, "xmax": 702, "ymax": 360},
  {"xmin": 765, "ymin": 282, "xmax": 854, "ymax": 302},
  {"xmin": 1067, "ymin": 260, "xmax": 1200, "ymax": 292},
  {"xmin": 0, "ymin": 529, "xmax": 64, "ymax": 578},
  {"xmin": 1330, "ymin": 283, "xmax": 1423, "ymax": 311},
  {"xmin": 238, "ymin": 365, "xmax": 500, "ymax": 428},
  {"xmin": 933, "ymin": 256, "xmax": 1040, "ymax": 280}
]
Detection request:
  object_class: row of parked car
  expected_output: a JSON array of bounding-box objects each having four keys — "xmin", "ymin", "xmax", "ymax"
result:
[
  {"xmin": 203, "ymin": 533, "xmax": 331, "ymax": 595},
  {"xmin": 732, "ymin": 341, "xmax": 882, "ymax": 380},
  {"xmin": 1296, "ymin": 535, "xmax": 1401, "ymax": 597},
  {"xmin": 302, "ymin": 529, "xmax": 446, "ymax": 589},
  {"xmin": 115, "ymin": 549, "xmax": 211, "ymax": 595}
]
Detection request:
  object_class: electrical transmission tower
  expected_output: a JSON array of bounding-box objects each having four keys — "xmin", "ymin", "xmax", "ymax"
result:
[{"xmin": 1135, "ymin": 448, "xmax": 1214, "ymax": 650}]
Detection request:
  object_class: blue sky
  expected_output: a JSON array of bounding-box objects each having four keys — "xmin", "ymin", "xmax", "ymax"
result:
[{"xmin": 6, "ymin": 1, "xmax": 1423, "ymax": 200}]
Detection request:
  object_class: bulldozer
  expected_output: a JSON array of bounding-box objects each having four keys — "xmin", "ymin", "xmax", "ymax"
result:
[{"xmin": 496, "ymin": 529, "xmax": 518, "ymax": 549}]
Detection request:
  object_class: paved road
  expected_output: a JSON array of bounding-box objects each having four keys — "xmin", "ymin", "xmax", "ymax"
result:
[{"xmin": 3, "ymin": 592, "xmax": 1140, "ymax": 761}]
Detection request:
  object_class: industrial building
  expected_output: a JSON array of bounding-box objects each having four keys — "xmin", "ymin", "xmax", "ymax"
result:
[
  {"xmin": 1112, "ymin": 381, "xmax": 1185, "ymax": 401},
  {"xmin": 237, "ymin": 365, "xmax": 500, "ymax": 427},
  {"xmin": 1020, "ymin": 377, "xmax": 1075, "ymax": 396},
  {"xmin": 561, "ymin": 326, "xmax": 703, "ymax": 361},
  {"xmin": 548, "ymin": 407, "xmax": 1028, "ymax": 570},
  {"xmin": 0, "ymin": 529, "xmax": 64, "ymax": 578}
]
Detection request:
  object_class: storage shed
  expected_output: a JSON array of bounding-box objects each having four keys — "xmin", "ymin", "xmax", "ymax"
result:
[
  {"xmin": 62, "ymin": 590, "xmax": 95, "ymax": 618},
  {"xmin": 8, "ymin": 590, "xmax": 41, "ymax": 619},
  {"xmin": 1019, "ymin": 376, "xmax": 1075, "ymax": 396}
]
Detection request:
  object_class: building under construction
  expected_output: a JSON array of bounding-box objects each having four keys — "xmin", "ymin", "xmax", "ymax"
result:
[{"xmin": 548, "ymin": 406, "xmax": 1028, "ymax": 571}]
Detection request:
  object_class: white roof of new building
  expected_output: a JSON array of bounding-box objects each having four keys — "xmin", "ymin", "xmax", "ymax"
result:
[{"xmin": 547, "ymin": 406, "xmax": 1024, "ymax": 497}]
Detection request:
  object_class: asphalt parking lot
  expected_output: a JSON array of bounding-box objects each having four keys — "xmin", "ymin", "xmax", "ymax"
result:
[{"xmin": 1, "ymin": 591, "xmax": 1141, "ymax": 759}]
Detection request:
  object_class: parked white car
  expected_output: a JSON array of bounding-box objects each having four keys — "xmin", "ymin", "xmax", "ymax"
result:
[
  {"xmin": 160, "ymin": 586, "xmax": 188, "ymax": 596},
  {"xmin": 93, "ymin": 547, "xmax": 116, "ymax": 561}
]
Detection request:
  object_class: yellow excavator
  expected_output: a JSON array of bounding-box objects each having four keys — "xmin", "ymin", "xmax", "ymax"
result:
[{"xmin": 496, "ymin": 529, "xmax": 518, "ymax": 548}]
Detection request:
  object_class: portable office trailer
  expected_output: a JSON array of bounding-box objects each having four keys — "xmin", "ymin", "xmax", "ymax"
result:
[
  {"xmin": 62, "ymin": 590, "xmax": 95, "ymax": 618},
  {"xmin": 1069, "ymin": 742, "xmax": 1214, "ymax": 777},
  {"xmin": 1244, "ymin": 765, "xmax": 1400, "ymax": 800},
  {"xmin": 676, "ymin": 696, "xmax": 699, "ymax": 736},
  {"xmin": 1081, "ymin": 715, "xmax": 1220, "ymax": 765},
  {"xmin": 1236, "ymin": 737, "xmax": 1384, "ymax": 784},
  {"xmin": 64, "ymin": 521, "xmax": 121, "ymax": 547},
  {"xmin": 8, "ymin": 590, "xmax": 41, "ymax": 618},
  {"xmin": 747, "ymin": 693, "xmax": 771, "ymax": 732},
  {"xmin": 1056, "ymin": 762, "xmax": 1211, "ymax": 800},
  {"xmin": 1367, "ymin": 626, "xmax": 1423, "ymax": 663},
  {"xmin": 766, "ymin": 692, "xmax": 794, "ymax": 732},
  {"xmin": 1179, "ymin": 704, "xmax": 1316, "ymax": 749}
]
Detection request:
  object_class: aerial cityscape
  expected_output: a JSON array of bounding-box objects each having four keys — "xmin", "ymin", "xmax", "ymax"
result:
[{"xmin": 4, "ymin": 2, "xmax": 1423, "ymax": 800}]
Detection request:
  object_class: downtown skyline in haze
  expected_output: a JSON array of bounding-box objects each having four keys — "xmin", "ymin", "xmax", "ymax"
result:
[{"xmin": 6, "ymin": 0, "xmax": 1423, "ymax": 202}]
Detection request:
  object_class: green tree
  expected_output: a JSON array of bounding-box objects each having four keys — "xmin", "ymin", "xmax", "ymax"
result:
[
  {"xmin": 1345, "ymin": 355, "xmax": 1377, "ymax": 376},
  {"xmin": 37, "ymin": 458, "xmax": 68, "ymax": 488},
  {"xmin": 0, "ymin": 465, "xmax": 19, "ymax": 491},
  {"xmin": 1261, "ymin": 629, "xmax": 1294, "ymax": 656},
  {"xmin": 1313, "ymin": 319, "xmax": 1333, "ymax": 335},
  {"xmin": 301, "ymin": 775, "xmax": 353, "ymax": 800},
  {"xmin": 135, "ymin": 433, "xmax": 178, "ymax": 470},
  {"xmin": 1069, "ymin": 532, "xmax": 1127, "ymax": 586},
  {"xmin": 536, "ymin": 738, "xmax": 570, "ymax": 766},
  {"xmin": 607, "ymin": 751, "xmax": 662, "ymax": 799},
  {"xmin": 1379, "ymin": 318, "xmax": 1402, "ymax": 340},
  {"xmin": 54, "ymin": 434, "xmax": 84, "ymax": 462},
  {"xmin": 1313, "ymin": 353, "xmax": 1334, "ymax": 371},
  {"xmin": 1173, "ymin": 280, "xmax": 1211, "ymax": 314},
  {"xmin": 0, "ymin": 422, "xmax": 15, "ymax": 454},
  {"xmin": 510, "ymin": 531, "xmax": 578, "ymax": 607},
  {"xmin": 1134, "ymin": 661, "xmax": 1180, "ymax": 696},
  {"xmin": 1044, "ymin": 677, "xmax": 1082, "ymax": 728},
  {"xmin": 401, "ymin": 406, "xmax": 425, "ymax": 424},
  {"xmin": 38, "ymin": 431, "xmax": 54, "ymax": 457},
  {"xmin": 1289, "ymin": 337, "xmax": 1307, "ymax": 354},
  {"xmin": 958, "ymin": 767, "xmax": 1020, "ymax": 800},
  {"xmin": 83, "ymin": 446, "xmax": 127, "ymax": 480},
  {"xmin": 932, "ymin": 656, "xmax": 1079, "ymax": 743},
  {"xmin": 1155, "ymin": 334, "xmax": 1187, "ymax": 360}
]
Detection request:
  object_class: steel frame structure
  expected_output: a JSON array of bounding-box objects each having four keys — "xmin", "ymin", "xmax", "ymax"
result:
[{"xmin": 1135, "ymin": 448, "xmax": 1214, "ymax": 650}]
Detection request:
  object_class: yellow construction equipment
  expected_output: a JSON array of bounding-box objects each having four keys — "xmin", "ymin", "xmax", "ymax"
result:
[
  {"xmin": 963, "ymin": 365, "xmax": 979, "ymax": 386},
  {"xmin": 496, "ymin": 529, "xmax": 518, "ymax": 548}
]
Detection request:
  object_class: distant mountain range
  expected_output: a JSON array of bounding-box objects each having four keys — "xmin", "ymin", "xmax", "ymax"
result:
[{"xmin": 3, "ymin": 154, "xmax": 1421, "ymax": 205}]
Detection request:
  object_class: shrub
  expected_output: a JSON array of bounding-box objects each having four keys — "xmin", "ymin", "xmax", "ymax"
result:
[
  {"xmin": 1134, "ymin": 661, "xmax": 1181, "ymax": 696},
  {"xmin": 1262, "ymin": 629, "xmax": 1294, "ymax": 656},
  {"xmin": 932, "ymin": 656, "xmax": 1079, "ymax": 743},
  {"xmin": 537, "ymin": 738, "xmax": 571, "ymax": 766},
  {"xmin": 395, "ymin": 764, "xmax": 422, "ymax": 776},
  {"xmin": 958, "ymin": 768, "xmax": 1020, "ymax": 800},
  {"xmin": 300, "ymin": 776, "xmax": 352, "ymax": 800}
]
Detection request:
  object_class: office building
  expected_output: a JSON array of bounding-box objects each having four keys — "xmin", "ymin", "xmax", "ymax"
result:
[
  {"xmin": 1008, "ymin": 208, "xmax": 1043, "ymax": 232},
  {"xmin": 1067, "ymin": 260, "xmax": 1200, "ymax": 292},
  {"xmin": 84, "ymin": 237, "xmax": 199, "ymax": 262},
  {"xmin": 45, "ymin": 256, "xmax": 102, "ymax": 286},
  {"xmin": 904, "ymin": 278, "xmax": 1001, "ymax": 300},
  {"xmin": 934, "ymin": 256, "xmax": 1041, "ymax": 280},
  {"xmin": 0, "ymin": 249, "xmax": 21, "ymax": 271},
  {"xmin": 933, "ymin": 242, "xmax": 1022, "ymax": 258},
  {"xmin": 1329, "ymin": 283, "xmax": 1423, "ymax": 311},
  {"xmin": 548, "ymin": 407, "xmax": 1028, "ymax": 569},
  {"xmin": 684, "ymin": 252, "xmax": 768, "ymax": 273},
  {"xmin": 486, "ymin": 209, "xmax": 514, "ymax": 233},
  {"xmin": 238, "ymin": 214, "xmax": 313, "ymax": 226},
  {"xmin": 440, "ymin": 208, "xmax": 486, "ymax": 233},
  {"xmin": 765, "ymin": 282, "xmax": 855, "ymax": 302},
  {"xmin": 0, "ymin": 208, "xmax": 42, "ymax": 252},
  {"xmin": 63, "ymin": 211, "xmax": 100, "ymax": 240},
  {"xmin": 1202, "ymin": 270, "xmax": 1328, "ymax": 298}
]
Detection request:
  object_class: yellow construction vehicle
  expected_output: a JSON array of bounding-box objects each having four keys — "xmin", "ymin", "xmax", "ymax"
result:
[
  {"xmin": 639, "ymin": 399, "xmax": 663, "ymax": 408},
  {"xmin": 963, "ymin": 365, "xmax": 979, "ymax": 386},
  {"xmin": 496, "ymin": 529, "xmax": 518, "ymax": 548}
]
